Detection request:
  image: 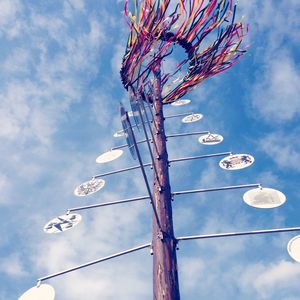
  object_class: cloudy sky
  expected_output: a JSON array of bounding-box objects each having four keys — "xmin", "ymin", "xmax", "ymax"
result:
[{"xmin": 1, "ymin": 0, "xmax": 300, "ymax": 299}]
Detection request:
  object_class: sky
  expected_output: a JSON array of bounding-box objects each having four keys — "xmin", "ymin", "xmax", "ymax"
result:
[{"xmin": 0, "ymin": 0, "xmax": 300, "ymax": 299}]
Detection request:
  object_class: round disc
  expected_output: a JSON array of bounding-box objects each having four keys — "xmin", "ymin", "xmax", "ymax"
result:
[
  {"xmin": 19, "ymin": 284, "xmax": 55, "ymax": 300},
  {"xmin": 182, "ymin": 113, "xmax": 203, "ymax": 123},
  {"xmin": 74, "ymin": 178, "xmax": 105, "ymax": 197},
  {"xmin": 127, "ymin": 111, "xmax": 134, "ymax": 117},
  {"xmin": 243, "ymin": 188, "xmax": 286, "ymax": 209},
  {"xmin": 287, "ymin": 235, "xmax": 300, "ymax": 263},
  {"xmin": 44, "ymin": 213, "xmax": 82, "ymax": 234},
  {"xmin": 219, "ymin": 154, "xmax": 255, "ymax": 170},
  {"xmin": 171, "ymin": 99, "xmax": 191, "ymax": 106},
  {"xmin": 113, "ymin": 130, "xmax": 125, "ymax": 138},
  {"xmin": 198, "ymin": 133, "xmax": 223, "ymax": 145},
  {"xmin": 96, "ymin": 149, "xmax": 123, "ymax": 164}
]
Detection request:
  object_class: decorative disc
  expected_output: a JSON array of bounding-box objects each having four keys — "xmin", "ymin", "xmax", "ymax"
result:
[
  {"xmin": 198, "ymin": 133, "xmax": 223, "ymax": 145},
  {"xmin": 287, "ymin": 235, "xmax": 300, "ymax": 263},
  {"xmin": 243, "ymin": 188, "xmax": 286, "ymax": 209},
  {"xmin": 74, "ymin": 178, "xmax": 105, "ymax": 197},
  {"xmin": 44, "ymin": 213, "xmax": 82, "ymax": 234},
  {"xmin": 171, "ymin": 99, "xmax": 191, "ymax": 106},
  {"xmin": 113, "ymin": 130, "xmax": 125, "ymax": 138},
  {"xmin": 182, "ymin": 113, "xmax": 203, "ymax": 123},
  {"xmin": 19, "ymin": 284, "xmax": 55, "ymax": 300},
  {"xmin": 219, "ymin": 154, "xmax": 254, "ymax": 170},
  {"xmin": 96, "ymin": 149, "xmax": 123, "ymax": 164}
]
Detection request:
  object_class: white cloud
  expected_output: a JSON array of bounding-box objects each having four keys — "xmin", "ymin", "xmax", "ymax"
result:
[
  {"xmin": 240, "ymin": 260, "xmax": 300, "ymax": 299},
  {"xmin": 258, "ymin": 130, "xmax": 300, "ymax": 172},
  {"xmin": 0, "ymin": 0, "xmax": 22, "ymax": 37},
  {"xmin": 0, "ymin": 254, "xmax": 27, "ymax": 277},
  {"xmin": 251, "ymin": 54, "xmax": 300, "ymax": 123}
]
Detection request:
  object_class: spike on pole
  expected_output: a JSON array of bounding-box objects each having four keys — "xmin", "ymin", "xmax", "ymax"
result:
[{"xmin": 152, "ymin": 65, "xmax": 180, "ymax": 300}]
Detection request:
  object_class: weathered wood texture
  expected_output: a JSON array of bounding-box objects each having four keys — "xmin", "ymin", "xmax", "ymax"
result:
[{"xmin": 152, "ymin": 68, "xmax": 180, "ymax": 300}]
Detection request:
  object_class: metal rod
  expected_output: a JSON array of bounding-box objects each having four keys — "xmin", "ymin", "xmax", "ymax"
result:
[
  {"xmin": 176, "ymin": 227, "xmax": 300, "ymax": 241},
  {"xmin": 111, "ymin": 139, "xmax": 148, "ymax": 150},
  {"xmin": 93, "ymin": 153, "xmax": 230, "ymax": 180},
  {"xmin": 93, "ymin": 163, "xmax": 152, "ymax": 179},
  {"xmin": 165, "ymin": 112, "xmax": 194, "ymax": 119},
  {"xmin": 68, "ymin": 195, "xmax": 150, "ymax": 212},
  {"xmin": 37, "ymin": 243, "xmax": 151, "ymax": 282},
  {"xmin": 137, "ymin": 98, "xmax": 161, "ymax": 186},
  {"xmin": 166, "ymin": 131, "xmax": 209, "ymax": 138},
  {"xmin": 172, "ymin": 184, "xmax": 261, "ymax": 196},
  {"xmin": 126, "ymin": 113, "xmax": 163, "ymax": 232},
  {"xmin": 112, "ymin": 131, "xmax": 209, "ymax": 151},
  {"xmin": 114, "ymin": 112, "xmax": 194, "ymax": 133},
  {"xmin": 169, "ymin": 152, "xmax": 232, "ymax": 164},
  {"xmin": 139, "ymin": 95, "xmax": 160, "ymax": 155},
  {"xmin": 144, "ymin": 89, "xmax": 159, "ymax": 132}
]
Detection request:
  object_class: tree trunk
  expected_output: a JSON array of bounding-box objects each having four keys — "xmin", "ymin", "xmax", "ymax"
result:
[{"xmin": 152, "ymin": 67, "xmax": 180, "ymax": 300}]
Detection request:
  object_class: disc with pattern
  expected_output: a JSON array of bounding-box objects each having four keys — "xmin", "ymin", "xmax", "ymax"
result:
[
  {"xmin": 44, "ymin": 213, "xmax": 82, "ymax": 234},
  {"xmin": 182, "ymin": 113, "xmax": 203, "ymax": 123},
  {"xmin": 219, "ymin": 154, "xmax": 254, "ymax": 170},
  {"xmin": 243, "ymin": 188, "xmax": 286, "ymax": 209},
  {"xmin": 74, "ymin": 178, "xmax": 105, "ymax": 197},
  {"xmin": 198, "ymin": 133, "xmax": 223, "ymax": 145}
]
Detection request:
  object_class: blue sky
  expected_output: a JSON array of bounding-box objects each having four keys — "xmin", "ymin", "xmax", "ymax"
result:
[{"xmin": 1, "ymin": 0, "xmax": 300, "ymax": 299}]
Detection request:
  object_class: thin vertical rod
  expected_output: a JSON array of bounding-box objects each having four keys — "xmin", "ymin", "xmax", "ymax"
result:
[
  {"xmin": 144, "ymin": 90, "xmax": 159, "ymax": 132},
  {"xmin": 126, "ymin": 113, "xmax": 163, "ymax": 233},
  {"xmin": 139, "ymin": 96, "xmax": 160, "ymax": 155},
  {"xmin": 136, "ymin": 98, "xmax": 162, "ymax": 186}
]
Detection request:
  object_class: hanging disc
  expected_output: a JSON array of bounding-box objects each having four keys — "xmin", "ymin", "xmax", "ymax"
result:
[
  {"xmin": 182, "ymin": 113, "xmax": 203, "ymax": 123},
  {"xmin": 96, "ymin": 149, "xmax": 123, "ymax": 164},
  {"xmin": 113, "ymin": 130, "xmax": 126, "ymax": 138},
  {"xmin": 219, "ymin": 154, "xmax": 254, "ymax": 170},
  {"xmin": 198, "ymin": 133, "xmax": 223, "ymax": 145},
  {"xmin": 287, "ymin": 235, "xmax": 300, "ymax": 263},
  {"xmin": 44, "ymin": 213, "xmax": 82, "ymax": 234},
  {"xmin": 74, "ymin": 178, "xmax": 105, "ymax": 197},
  {"xmin": 243, "ymin": 188, "xmax": 286, "ymax": 209},
  {"xmin": 171, "ymin": 99, "xmax": 191, "ymax": 106},
  {"xmin": 19, "ymin": 284, "xmax": 55, "ymax": 300}
]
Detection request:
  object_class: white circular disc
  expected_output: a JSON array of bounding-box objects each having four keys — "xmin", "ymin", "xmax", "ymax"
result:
[
  {"xmin": 113, "ymin": 130, "xmax": 125, "ymax": 138},
  {"xmin": 74, "ymin": 178, "xmax": 105, "ymax": 197},
  {"xmin": 171, "ymin": 99, "xmax": 191, "ymax": 106},
  {"xmin": 96, "ymin": 149, "xmax": 123, "ymax": 164},
  {"xmin": 127, "ymin": 111, "xmax": 134, "ymax": 117},
  {"xmin": 243, "ymin": 188, "xmax": 286, "ymax": 209},
  {"xmin": 19, "ymin": 284, "xmax": 55, "ymax": 300},
  {"xmin": 287, "ymin": 235, "xmax": 300, "ymax": 263},
  {"xmin": 182, "ymin": 113, "xmax": 203, "ymax": 123},
  {"xmin": 219, "ymin": 154, "xmax": 255, "ymax": 170},
  {"xmin": 44, "ymin": 213, "xmax": 82, "ymax": 234},
  {"xmin": 198, "ymin": 133, "xmax": 224, "ymax": 145}
]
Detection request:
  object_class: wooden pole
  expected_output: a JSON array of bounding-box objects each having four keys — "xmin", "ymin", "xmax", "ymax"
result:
[{"xmin": 152, "ymin": 66, "xmax": 180, "ymax": 300}]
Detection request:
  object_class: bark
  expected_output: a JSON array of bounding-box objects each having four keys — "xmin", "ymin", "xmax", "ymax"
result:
[{"xmin": 152, "ymin": 67, "xmax": 180, "ymax": 300}]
